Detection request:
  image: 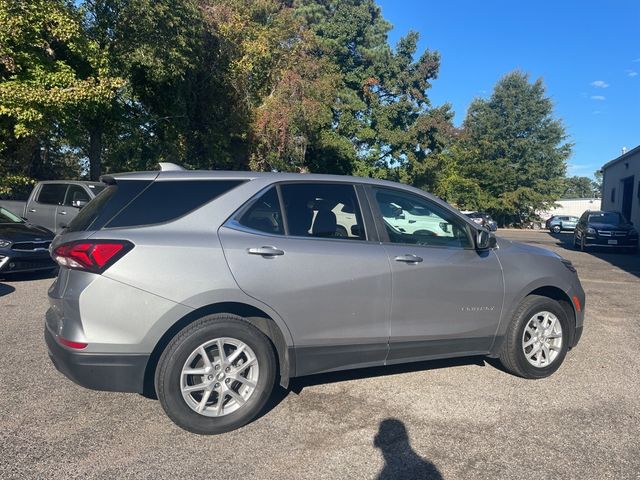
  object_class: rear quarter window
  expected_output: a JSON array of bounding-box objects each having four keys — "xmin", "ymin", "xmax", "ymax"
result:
[{"xmin": 105, "ymin": 180, "xmax": 245, "ymax": 228}]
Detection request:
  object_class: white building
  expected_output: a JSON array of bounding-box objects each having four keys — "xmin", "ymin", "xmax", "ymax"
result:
[
  {"xmin": 601, "ymin": 145, "xmax": 640, "ymax": 226},
  {"xmin": 539, "ymin": 197, "xmax": 601, "ymax": 220}
]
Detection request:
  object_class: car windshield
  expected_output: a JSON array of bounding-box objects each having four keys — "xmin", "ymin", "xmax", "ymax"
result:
[
  {"xmin": 0, "ymin": 207, "xmax": 24, "ymax": 224},
  {"xmin": 589, "ymin": 212, "xmax": 622, "ymax": 225}
]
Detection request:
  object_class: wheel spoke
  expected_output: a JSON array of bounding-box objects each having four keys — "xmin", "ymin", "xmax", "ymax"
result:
[
  {"xmin": 523, "ymin": 337, "xmax": 536, "ymax": 348},
  {"xmin": 233, "ymin": 357, "xmax": 256, "ymax": 374},
  {"xmin": 542, "ymin": 344, "xmax": 551, "ymax": 361},
  {"xmin": 526, "ymin": 345, "xmax": 540, "ymax": 358},
  {"xmin": 547, "ymin": 316, "xmax": 557, "ymax": 334},
  {"xmin": 199, "ymin": 347, "xmax": 212, "ymax": 369},
  {"xmin": 216, "ymin": 339, "xmax": 227, "ymax": 364},
  {"xmin": 549, "ymin": 344, "xmax": 562, "ymax": 352},
  {"xmin": 232, "ymin": 375, "xmax": 257, "ymax": 389},
  {"xmin": 227, "ymin": 344, "xmax": 247, "ymax": 365},
  {"xmin": 183, "ymin": 382, "xmax": 207, "ymax": 394},
  {"xmin": 196, "ymin": 388, "xmax": 213, "ymax": 413},
  {"xmin": 183, "ymin": 367, "xmax": 207, "ymax": 375},
  {"xmin": 227, "ymin": 388, "xmax": 245, "ymax": 406},
  {"xmin": 215, "ymin": 391, "xmax": 226, "ymax": 415},
  {"xmin": 546, "ymin": 333, "xmax": 562, "ymax": 339}
]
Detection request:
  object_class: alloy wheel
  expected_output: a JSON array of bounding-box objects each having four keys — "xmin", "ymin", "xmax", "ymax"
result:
[
  {"xmin": 521, "ymin": 311, "xmax": 563, "ymax": 368},
  {"xmin": 180, "ymin": 337, "xmax": 259, "ymax": 417}
]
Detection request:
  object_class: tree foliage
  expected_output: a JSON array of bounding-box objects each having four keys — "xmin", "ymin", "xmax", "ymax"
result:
[
  {"xmin": 562, "ymin": 175, "xmax": 600, "ymax": 198},
  {"xmin": 452, "ymin": 71, "xmax": 572, "ymax": 223},
  {"xmin": 0, "ymin": 1, "xmax": 574, "ymax": 224}
]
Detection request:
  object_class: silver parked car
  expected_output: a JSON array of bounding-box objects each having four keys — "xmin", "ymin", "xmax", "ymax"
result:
[{"xmin": 46, "ymin": 167, "xmax": 585, "ymax": 434}]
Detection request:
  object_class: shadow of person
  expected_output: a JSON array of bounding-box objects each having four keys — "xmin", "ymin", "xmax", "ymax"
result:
[{"xmin": 374, "ymin": 419, "xmax": 443, "ymax": 480}]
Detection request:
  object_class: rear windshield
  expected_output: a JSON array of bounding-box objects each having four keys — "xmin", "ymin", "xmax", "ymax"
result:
[
  {"xmin": 66, "ymin": 179, "xmax": 244, "ymax": 232},
  {"xmin": 66, "ymin": 181, "xmax": 151, "ymax": 232}
]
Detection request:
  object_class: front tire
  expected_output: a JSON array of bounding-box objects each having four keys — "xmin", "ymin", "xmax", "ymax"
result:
[
  {"xmin": 155, "ymin": 314, "xmax": 276, "ymax": 435},
  {"xmin": 552, "ymin": 225, "xmax": 561, "ymax": 233},
  {"xmin": 498, "ymin": 295, "xmax": 570, "ymax": 379}
]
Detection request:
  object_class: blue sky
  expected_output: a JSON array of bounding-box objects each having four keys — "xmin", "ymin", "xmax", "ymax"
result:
[{"xmin": 378, "ymin": 0, "xmax": 640, "ymax": 179}]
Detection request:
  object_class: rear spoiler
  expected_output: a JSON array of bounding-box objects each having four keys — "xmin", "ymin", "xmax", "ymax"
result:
[{"xmin": 100, "ymin": 163, "xmax": 183, "ymax": 185}]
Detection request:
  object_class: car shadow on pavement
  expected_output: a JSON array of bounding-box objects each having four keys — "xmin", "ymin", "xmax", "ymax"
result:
[
  {"xmin": 547, "ymin": 232, "xmax": 640, "ymax": 279},
  {"xmin": 374, "ymin": 418, "xmax": 443, "ymax": 480},
  {"xmin": 252, "ymin": 356, "xmax": 487, "ymax": 423},
  {"xmin": 0, "ymin": 283, "xmax": 16, "ymax": 297}
]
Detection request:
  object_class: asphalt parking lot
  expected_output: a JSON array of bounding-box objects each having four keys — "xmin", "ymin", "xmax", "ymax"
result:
[{"xmin": 1, "ymin": 229, "xmax": 639, "ymax": 480}]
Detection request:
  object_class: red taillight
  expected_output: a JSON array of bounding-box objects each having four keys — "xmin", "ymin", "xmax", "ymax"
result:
[
  {"xmin": 58, "ymin": 337, "xmax": 88, "ymax": 349},
  {"xmin": 52, "ymin": 240, "xmax": 133, "ymax": 273}
]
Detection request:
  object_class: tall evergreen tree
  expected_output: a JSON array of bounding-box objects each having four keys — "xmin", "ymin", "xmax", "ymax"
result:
[{"xmin": 457, "ymin": 71, "xmax": 571, "ymax": 223}]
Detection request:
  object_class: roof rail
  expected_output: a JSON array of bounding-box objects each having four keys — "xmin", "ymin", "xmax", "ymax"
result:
[{"xmin": 158, "ymin": 162, "xmax": 185, "ymax": 172}]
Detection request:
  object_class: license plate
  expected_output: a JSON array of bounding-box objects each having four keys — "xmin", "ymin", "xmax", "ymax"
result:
[{"xmin": 608, "ymin": 239, "xmax": 618, "ymax": 245}]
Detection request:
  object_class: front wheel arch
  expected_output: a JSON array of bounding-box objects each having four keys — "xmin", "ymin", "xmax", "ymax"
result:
[{"xmin": 490, "ymin": 285, "xmax": 577, "ymax": 357}]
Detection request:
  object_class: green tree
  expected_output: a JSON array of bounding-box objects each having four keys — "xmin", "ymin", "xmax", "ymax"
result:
[
  {"xmin": 294, "ymin": 0, "xmax": 455, "ymax": 180},
  {"xmin": 457, "ymin": 71, "xmax": 572, "ymax": 223},
  {"xmin": 593, "ymin": 169, "xmax": 603, "ymax": 197},
  {"xmin": 562, "ymin": 175, "xmax": 599, "ymax": 198},
  {"xmin": 0, "ymin": 0, "xmax": 123, "ymax": 180}
]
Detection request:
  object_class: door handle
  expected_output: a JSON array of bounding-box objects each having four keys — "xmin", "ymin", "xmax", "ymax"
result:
[
  {"xmin": 247, "ymin": 246, "xmax": 285, "ymax": 256},
  {"xmin": 29, "ymin": 209, "xmax": 36, "ymax": 212},
  {"xmin": 58, "ymin": 211, "xmax": 67, "ymax": 215},
  {"xmin": 394, "ymin": 254, "xmax": 423, "ymax": 264}
]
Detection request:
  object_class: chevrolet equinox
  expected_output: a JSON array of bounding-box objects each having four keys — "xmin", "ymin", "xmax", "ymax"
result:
[{"xmin": 46, "ymin": 165, "xmax": 585, "ymax": 434}]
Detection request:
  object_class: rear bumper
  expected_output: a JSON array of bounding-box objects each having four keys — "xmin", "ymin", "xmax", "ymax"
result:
[{"xmin": 45, "ymin": 325, "xmax": 148, "ymax": 393}]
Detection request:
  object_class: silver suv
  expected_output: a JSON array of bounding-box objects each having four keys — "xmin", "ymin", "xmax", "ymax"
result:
[{"xmin": 46, "ymin": 167, "xmax": 585, "ymax": 434}]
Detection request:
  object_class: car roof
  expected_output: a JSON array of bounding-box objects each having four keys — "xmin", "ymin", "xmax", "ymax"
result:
[{"xmin": 106, "ymin": 169, "xmax": 412, "ymax": 186}]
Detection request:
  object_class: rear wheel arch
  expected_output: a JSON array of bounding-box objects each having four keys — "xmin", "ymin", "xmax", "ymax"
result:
[{"xmin": 143, "ymin": 302, "xmax": 292, "ymax": 398}]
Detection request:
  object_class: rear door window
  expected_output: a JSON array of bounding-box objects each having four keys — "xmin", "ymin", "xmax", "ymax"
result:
[
  {"xmin": 37, "ymin": 184, "xmax": 67, "ymax": 205},
  {"xmin": 279, "ymin": 183, "xmax": 366, "ymax": 240}
]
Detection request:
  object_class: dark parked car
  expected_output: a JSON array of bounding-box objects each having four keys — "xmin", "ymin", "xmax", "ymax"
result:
[
  {"xmin": 465, "ymin": 212, "xmax": 498, "ymax": 231},
  {"xmin": 574, "ymin": 210, "xmax": 638, "ymax": 253},
  {"xmin": 0, "ymin": 207, "xmax": 56, "ymax": 275},
  {"xmin": 546, "ymin": 215, "xmax": 579, "ymax": 233}
]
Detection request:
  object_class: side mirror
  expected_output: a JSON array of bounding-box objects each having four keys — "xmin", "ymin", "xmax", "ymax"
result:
[
  {"xmin": 476, "ymin": 229, "xmax": 497, "ymax": 250},
  {"xmin": 72, "ymin": 199, "xmax": 88, "ymax": 209}
]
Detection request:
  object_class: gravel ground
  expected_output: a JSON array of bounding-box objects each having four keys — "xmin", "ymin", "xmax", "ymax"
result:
[{"xmin": 1, "ymin": 229, "xmax": 639, "ymax": 480}]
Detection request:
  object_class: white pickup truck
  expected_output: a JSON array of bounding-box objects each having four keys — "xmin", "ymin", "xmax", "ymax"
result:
[{"xmin": 0, "ymin": 181, "xmax": 105, "ymax": 233}]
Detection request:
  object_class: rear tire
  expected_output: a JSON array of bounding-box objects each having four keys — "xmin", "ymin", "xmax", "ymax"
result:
[
  {"xmin": 155, "ymin": 314, "xmax": 276, "ymax": 435},
  {"xmin": 498, "ymin": 295, "xmax": 570, "ymax": 379}
]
